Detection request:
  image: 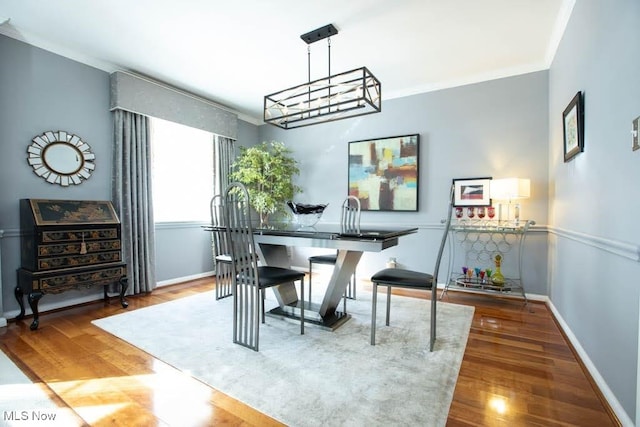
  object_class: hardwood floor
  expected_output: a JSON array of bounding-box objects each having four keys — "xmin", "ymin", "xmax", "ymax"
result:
[{"xmin": 0, "ymin": 278, "xmax": 620, "ymax": 426}]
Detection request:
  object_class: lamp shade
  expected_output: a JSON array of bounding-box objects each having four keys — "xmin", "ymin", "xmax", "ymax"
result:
[{"xmin": 490, "ymin": 178, "xmax": 530, "ymax": 200}]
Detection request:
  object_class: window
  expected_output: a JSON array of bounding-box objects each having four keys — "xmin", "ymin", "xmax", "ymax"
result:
[{"xmin": 151, "ymin": 117, "xmax": 215, "ymax": 222}]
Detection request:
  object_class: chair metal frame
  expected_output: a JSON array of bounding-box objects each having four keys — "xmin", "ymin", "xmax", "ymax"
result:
[
  {"xmin": 308, "ymin": 196, "xmax": 361, "ymax": 309},
  {"xmin": 370, "ymin": 184, "xmax": 455, "ymax": 351},
  {"xmin": 225, "ymin": 182, "xmax": 305, "ymax": 351},
  {"xmin": 210, "ymin": 194, "xmax": 233, "ymax": 300},
  {"xmin": 340, "ymin": 195, "xmax": 361, "ymax": 233}
]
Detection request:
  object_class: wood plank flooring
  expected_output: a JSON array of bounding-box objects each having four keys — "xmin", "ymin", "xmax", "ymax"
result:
[{"xmin": 0, "ymin": 278, "xmax": 620, "ymax": 426}]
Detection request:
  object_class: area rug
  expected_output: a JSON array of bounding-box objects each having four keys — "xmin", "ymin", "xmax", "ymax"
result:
[{"xmin": 93, "ymin": 289, "xmax": 474, "ymax": 426}]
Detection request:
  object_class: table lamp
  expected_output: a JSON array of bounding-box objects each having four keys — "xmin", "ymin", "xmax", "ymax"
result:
[{"xmin": 490, "ymin": 178, "xmax": 530, "ymax": 224}]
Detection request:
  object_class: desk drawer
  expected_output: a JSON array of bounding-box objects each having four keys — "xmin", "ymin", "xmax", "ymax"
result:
[
  {"xmin": 37, "ymin": 251, "xmax": 122, "ymax": 270},
  {"xmin": 22, "ymin": 265, "xmax": 127, "ymax": 294},
  {"xmin": 38, "ymin": 239, "xmax": 121, "ymax": 257},
  {"xmin": 41, "ymin": 228, "xmax": 119, "ymax": 243}
]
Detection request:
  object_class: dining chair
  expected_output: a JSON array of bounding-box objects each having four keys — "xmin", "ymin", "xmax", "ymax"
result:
[
  {"xmin": 370, "ymin": 184, "xmax": 454, "ymax": 351},
  {"xmin": 225, "ymin": 182, "xmax": 305, "ymax": 352},
  {"xmin": 308, "ymin": 196, "xmax": 361, "ymax": 310},
  {"xmin": 210, "ymin": 194, "xmax": 233, "ymax": 300}
]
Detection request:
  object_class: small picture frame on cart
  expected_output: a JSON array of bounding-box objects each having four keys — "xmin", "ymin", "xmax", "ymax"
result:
[{"xmin": 452, "ymin": 177, "xmax": 492, "ymax": 207}]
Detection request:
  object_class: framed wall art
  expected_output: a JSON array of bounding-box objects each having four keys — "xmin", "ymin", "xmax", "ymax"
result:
[
  {"xmin": 348, "ymin": 134, "xmax": 419, "ymax": 211},
  {"xmin": 452, "ymin": 177, "xmax": 492, "ymax": 207},
  {"xmin": 563, "ymin": 91, "xmax": 584, "ymax": 162}
]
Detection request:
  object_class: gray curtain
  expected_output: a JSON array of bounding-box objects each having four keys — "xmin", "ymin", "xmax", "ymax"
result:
[
  {"xmin": 112, "ymin": 109, "xmax": 156, "ymax": 294},
  {"xmin": 215, "ymin": 135, "xmax": 236, "ymax": 194}
]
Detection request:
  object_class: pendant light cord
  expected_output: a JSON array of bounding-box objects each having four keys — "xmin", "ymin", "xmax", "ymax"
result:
[
  {"xmin": 327, "ymin": 37, "xmax": 331, "ymax": 110},
  {"xmin": 307, "ymin": 45, "xmax": 311, "ymax": 113},
  {"xmin": 327, "ymin": 37, "xmax": 331, "ymax": 77},
  {"xmin": 307, "ymin": 45, "xmax": 311, "ymax": 84}
]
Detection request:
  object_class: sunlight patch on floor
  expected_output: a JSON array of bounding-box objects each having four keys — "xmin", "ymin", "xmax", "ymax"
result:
[{"xmin": 45, "ymin": 359, "xmax": 214, "ymax": 425}]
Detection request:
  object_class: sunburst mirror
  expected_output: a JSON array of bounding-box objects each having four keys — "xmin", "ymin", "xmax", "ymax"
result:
[{"xmin": 27, "ymin": 131, "xmax": 96, "ymax": 186}]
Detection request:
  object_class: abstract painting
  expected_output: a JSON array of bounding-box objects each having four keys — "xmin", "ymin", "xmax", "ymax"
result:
[{"xmin": 348, "ymin": 134, "xmax": 419, "ymax": 211}]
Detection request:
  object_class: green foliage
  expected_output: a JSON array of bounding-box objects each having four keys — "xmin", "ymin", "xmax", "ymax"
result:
[{"xmin": 230, "ymin": 141, "xmax": 301, "ymax": 222}]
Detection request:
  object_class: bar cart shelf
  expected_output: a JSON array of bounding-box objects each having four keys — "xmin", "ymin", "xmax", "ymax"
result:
[
  {"xmin": 447, "ymin": 275, "xmax": 523, "ymax": 294},
  {"xmin": 440, "ymin": 219, "xmax": 535, "ymax": 303}
]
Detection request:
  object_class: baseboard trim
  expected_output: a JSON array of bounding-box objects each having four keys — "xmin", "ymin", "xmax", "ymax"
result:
[
  {"xmin": 156, "ymin": 271, "xmax": 214, "ymax": 287},
  {"xmin": 4, "ymin": 273, "xmax": 216, "ymax": 322},
  {"xmin": 5, "ymin": 291, "xmax": 112, "ymax": 321},
  {"xmin": 547, "ymin": 299, "xmax": 631, "ymax": 426}
]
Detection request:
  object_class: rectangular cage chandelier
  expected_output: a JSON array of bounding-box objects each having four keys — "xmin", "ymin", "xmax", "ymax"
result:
[{"xmin": 264, "ymin": 24, "xmax": 381, "ymax": 130}]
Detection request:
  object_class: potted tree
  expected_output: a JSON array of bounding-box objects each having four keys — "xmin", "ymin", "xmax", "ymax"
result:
[{"xmin": 230, "ymin": 141, "xmax": 301, "ymax": 225}]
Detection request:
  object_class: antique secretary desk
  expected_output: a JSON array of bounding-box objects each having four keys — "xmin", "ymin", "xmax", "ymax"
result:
[{"xmin": 16, "ymin": 199, "xmax": 129, "ymax": 330}]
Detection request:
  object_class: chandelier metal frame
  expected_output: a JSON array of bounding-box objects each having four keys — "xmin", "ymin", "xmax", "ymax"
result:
[{"xmin": 263, "ymin": 24, "xmax": 381, "ymax": 129}]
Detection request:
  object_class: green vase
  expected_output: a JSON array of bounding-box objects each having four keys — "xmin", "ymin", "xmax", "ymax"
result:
[{"xmin": 492, "ymin": 254, "xmax": 505, "ymax": 286}]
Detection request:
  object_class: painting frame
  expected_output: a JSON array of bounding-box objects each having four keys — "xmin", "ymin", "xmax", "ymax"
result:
[
  {"xmin": 452, "ymin": 177, "xmax": 492, "ymax": 207},
  {"xmin": 348, "ymin": 134, "xmax": 419, "ymax": 212},
  {"xmin": 563, "ymin": 91, "xmax": 584, "ymax": 162}
]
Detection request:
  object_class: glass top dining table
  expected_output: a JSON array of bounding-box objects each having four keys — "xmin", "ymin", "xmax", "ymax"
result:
[
  {"xmin": 253, "ymin": 222, "xmax": 416, "ymax": 243},
  {"xmin": 206, "ymin": 222, "xmax": 418, "ymax": 329}
]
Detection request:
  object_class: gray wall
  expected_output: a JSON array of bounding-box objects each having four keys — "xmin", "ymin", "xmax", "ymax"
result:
[
  {"xmin": 0, "ymin": 35, "xmax": 217, "ymax": 314},
  {"xmin": 0, "ymin": 35, "xmax": 115, "ymax": 314},
  {"xmin": 547, "ymin": 0, "xmax": 640, "ymax": 423},
  {"xmin": 258, "ymin": 71, "xmax": 550, "ymax": 295}
]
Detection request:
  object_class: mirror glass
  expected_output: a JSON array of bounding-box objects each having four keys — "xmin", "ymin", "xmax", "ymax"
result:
[
  {"xmin": 27, "ymin": 131, "xmax": 95, "ymax": 186},
  {"xmin": 43, "ymin": 142, "xmax": 84, "ymax": 174}
]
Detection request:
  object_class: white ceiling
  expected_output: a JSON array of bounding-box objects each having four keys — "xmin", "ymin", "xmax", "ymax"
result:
[{"xmin": 0, "ymin": 0, "xmax": 574, "ymax": 124}]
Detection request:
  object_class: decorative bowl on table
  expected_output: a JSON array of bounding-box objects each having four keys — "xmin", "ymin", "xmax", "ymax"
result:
[{"xmin": 287, "ymin": 202, "xmax": 328, "ymax": 227}]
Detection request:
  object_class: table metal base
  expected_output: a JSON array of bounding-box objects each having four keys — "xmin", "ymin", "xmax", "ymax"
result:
[{"xmin": 267, "ymin": 301, "xmax": 351, "ymax": 331}]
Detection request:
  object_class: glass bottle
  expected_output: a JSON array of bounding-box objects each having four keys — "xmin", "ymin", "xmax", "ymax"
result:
[{"xmin": 492, "ymin": 254, "xmax": 505, "ymax": 286}]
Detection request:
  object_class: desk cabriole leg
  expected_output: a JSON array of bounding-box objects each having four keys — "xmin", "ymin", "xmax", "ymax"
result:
[
  {"xmin": 14, "ymin": 286, "xmax": 25, "ymax": 320},
  {"xmin": 28, "ymin": 291, "xmax": 42, "ymax": 330},
  {"xmin": 119, "ymin": 276, "xmax": 129, "ymax": 308}
]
